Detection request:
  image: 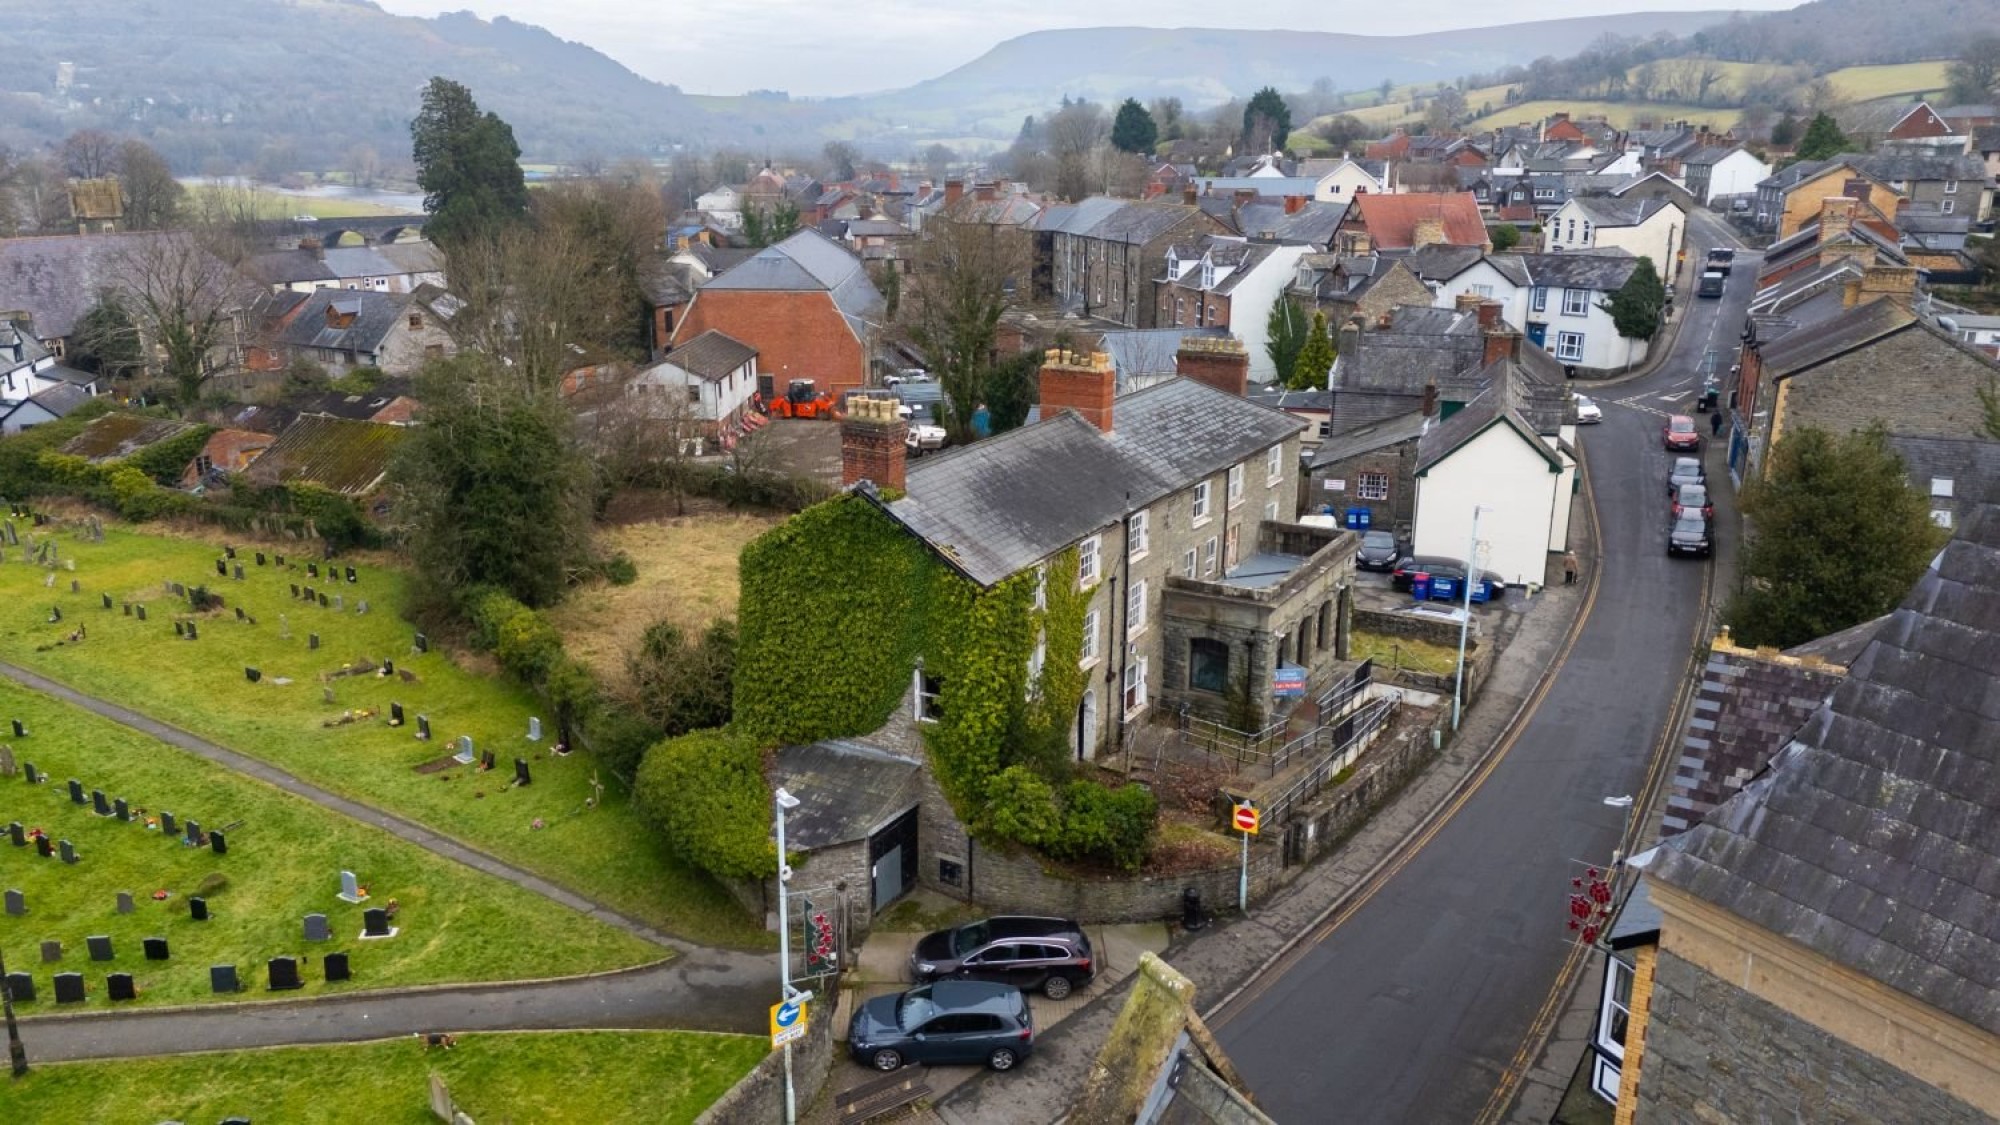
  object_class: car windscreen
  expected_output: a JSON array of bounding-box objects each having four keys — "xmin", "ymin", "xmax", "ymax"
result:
[
  {"xmin": 897, "ymin": 989, "xmax": 937, "ymax": 1031},
  {"xmin": 1679, "ymin": 486, "xmax": 1708, "ymax": 505},
  {"xmin": 952, "ymin": 922, "xmax": 990, "ymax": 956},
  {"xmin": 1673, "ymin": 517, "xmax": 1707, "ymax": 536},
  {"xmin": 1670, "ymin": 418, "xmax": 1695, "ymax": 433},
  {"xmin": 1362, "ymin": 531, "xmax": 1395, "ymax": 549}
]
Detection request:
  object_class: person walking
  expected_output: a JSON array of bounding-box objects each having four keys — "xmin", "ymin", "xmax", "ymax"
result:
[
  {"xmin": 1709, "ymin": 409, "xmax": 1723, "ymax": 437},
  {"xmin": 1562, "ymin": 551, "xmax": 1580, "ymax": 586}
]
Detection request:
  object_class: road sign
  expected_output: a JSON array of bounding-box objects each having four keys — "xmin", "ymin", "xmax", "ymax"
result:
[
  {"xmin": 770, "ymin": 998, "xmax": 808, "ymax": 1048},
  {"xmin": 1272, "ymin": 664, "xmax": 1307, "ymax": 699},
  {"xmin": 1232, "ymin": 803, "xmax": 1260, "ymax": 836}
]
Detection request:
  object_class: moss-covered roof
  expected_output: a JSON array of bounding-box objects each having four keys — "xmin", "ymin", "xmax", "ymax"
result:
[
  {"xmin": 58, "ymin": 413, "xmax": 201, "ymax": 464},
  {"xmin": 247, "ymin": 415, "xmax": 407, "ymax": 496}
]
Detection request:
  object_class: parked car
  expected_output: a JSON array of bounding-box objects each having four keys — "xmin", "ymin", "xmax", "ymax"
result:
[
  {"xmin": 884, "ymin": 368, "xmax": 931, "ymax": 387},
  {"xmin": 905, "ymin": 421, "xmax": 948, "ymax": 453},
  {"xmin": 1706, "ymin": 247, "xmax": 1737, "ymax": 276},
  {"xmin": 1573, "ymin": 395, "xmax": 1603, "ymax": 424},
  {"xmin": 911, "ymin": 916, "xmax": 1095, "ymax": 1000},
  {"xmin": 1697, "ymin": 270, "xmax": 1726, "ymax": 298},
  {"xmin": 1355, "ymin": 529, "xmax": 1402, "ymax": 571},
  {"xmin": 1390, "ymin": 555, "xmax": 1504, "ymax": 603},
  {"xmin": 1667, "ymin": 457, "xmax": 1705, "ymax": 494},
  {"xmin": 1672, "ymin": 483, "xmax": 1715, "ymax": 521},
  {"xmin": 848, "ymin": 980, "xmax": 1035, "ymax": 1072},
  {"xmin": 1663, "ymin": 415, "xmax": 1701, "ymax": 452},
  {"xmin": 1668, "ymin": 513, "xmax": 1713, "ymax": 558}
]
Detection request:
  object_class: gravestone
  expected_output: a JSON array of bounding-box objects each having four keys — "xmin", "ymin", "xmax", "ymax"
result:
[
  {"xmin": 40, "ymin": 941, "xmax": 61, "ymax": 963},
  {"xmin": 233, "ymin": 563, "xmax": 244, "ymax": 581},
  {"xmin": 123, "ymin": 602, "xmax": 132, "ymax": 616},
  {"xmin": 389, "ymin": 702, "xmax": 404, "ymax": 727},
  {"xmin": 101, "ymin": 593, "xmax": 112, "ymax": 610},
  {"xmin": 380, "ymin": 659, "xmax": 393, "ymax": 677},
  {"xmin": 337, "ymin": 871, "xmax": 368, "ymax": 904},
  {"xmin": 52, "ymin": 972, "xmax": 84, "ymax": 1004},
  {"xmin": 86, "ymin": 935, "xmax": 113, "ymax": 962},
  {"xmin": 20, "ymin": 763, "xmax": 35, "ymax": 784},
  {"xmin": 91, "ymin": 789, "xmax": 109, "ymax": 816},
  {"xmin": 190, "ymin": 896, "xmax": 209, "ymax": 921},
  {"xmin": 59, "ymin": 839, "xmax": 77, "ymax": 864},
  {"xmin": 160, "ymin": 811, "xmax": 177, "ymax": 836},
  {"xmin": 4, "ymin": 889, "xmax": 22, "ymax": 915},
  {"xmin": 414, "ymin": 632, "xmax": 429, "ymax": 653},
  {"xmin": 514, "ymin": 758, "xmax": 531, "ymax": 787},
  {"xmin": 7, "ymin": 822, "xmax": 22, "ymax": 847},
  {"xmin": 216, "ymin": 558, "xmax": 227, "ymax": 577},
  {"xmin": 135, "ymin": 605, "xmax": 146, "ymax": 621},
  {"xmin": 174, "ymin": 621, "xmax": 185, "ymax": 638},
  {"xmin": 324, "ymin": 951, "xmax": 351, "ymax": 982},
  {"xmin": 317, "ymin": 592, "xmax": 328, "ymax": 608},
  {"xmin": 114, "ymin": 798, "xmax": 129, "ymax": 821},
  {"xmin": 527, "ymin": 716, "xmax": 542, "ymax": 741},
  {"xmin": 280, "ymin": 614, "xmax": 290, "ymax": 639},
  {"xmin": 225, "ymin": 545, "xmax": 236, "ymax": 560},
  {"xmin": 185, "ymin": 622, "xmax": 197, "ymax": 641},
  {"xmin": 303, "ymin": 913, "xmax": 331, "ymax": 942},
  {"xmin": 210, "ymin": 964, "xmax": 240, "ymax": 994},
  {"xmin": 276, "ymin": 554, "xmax": 286, "ymax": 567},
  {"xmin": 67, "ymin": 778, "xmax": 85, "ymax": 804},
  {"xmin": 244, "ymin": 667, "xmax": 261, "ymax": 684},
  {"xmin": 13, "ymin": 718, "xmax": 26, "ymax": 738},
  {"xmin": 209, "ymin": 829, "xmax": 227, "ymax": 855},
  {"xmin": 308, "ymin": 563, "xmax": 318, "ymax": 578},
  {"xmin": 184, "ymin": 819, "xmax": 200, "ymax": 845},
  {"xmin": 346, "ymin": 565, "xmax": 357, "ymax": 584},
  {"xmin": 309, "ymin": 633, "xmax": 320, "ymax": 651},
  {"xmin": 290, "ymin": 584, "xmax": 300, "ymax": 599},
  {"xmin": 416, "ymin": 714, "xmax": 431, "ymax": 741},
  {"xmin": 322, "ymin": 685, "xmax": 335, "ymax": 706},
  {"xmin": 235, "ymin": 607, "xmax": 245, "ymax": 622},
  {"xmin": 267, "ymin": 956, "xmax": 303, "ymax": 991},
  {"xmin": 116, "ymin": 891, "xmax": 134, "ymax": 914},
  {"xmin": 361, "ymin": 907, "xmax": 395, "ymax": 939},
  {"xmin": 453, "ymin": 736, "xmax": 475, "ymax": 766},
  {"xmin": 106, "ymin": 972, "xmax": 136, "ymax": 1002},
  {"xmin": 4, "ymin": 972, "xmax": 34, "ymax": 1003},
  {"xmin": 357, "ymin": 600, "xmax": 369, "ymax": 614},
  {"xmin": 256, "ymin": 552, "xmax": 266, "ymax": 566},
  {"xmin": 143, "ymin": 937, "xmax": 170, "ymax": 961},
  {"xmin": 479, "ymin": 750, "xmax": 496, "ymax": 772},
  {"xmin": 333, "ymin": 594, "xmax": 343, "ymax": 611},
  {"xmin": 34, "ymin": 836, "xmax": 52, "ymax": 858},
  {"xmin": 0, "ymin": 746, "xmax": 12, "ymax": 776}
]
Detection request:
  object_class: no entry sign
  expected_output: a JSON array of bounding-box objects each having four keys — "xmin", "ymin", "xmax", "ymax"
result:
[{"xmin": 1232, "ymin": 803, "xmax": 1260, "ymax": 836}]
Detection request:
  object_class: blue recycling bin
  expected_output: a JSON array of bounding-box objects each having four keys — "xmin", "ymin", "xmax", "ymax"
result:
[
  {"xmin": 1342, "ymin": 507, "xmax": 1361, "ymax": 529},
  {"xmin": 1430, "ymin": 575, "xmax": 1458, "ymax": 602},
  {"xmin": 1354, "ymin": 508, "xmax": 1373, "ymax": 530},
  {"xmin": 1412, "ymin": 572, "xmax": 1431, "ymax": 602}
]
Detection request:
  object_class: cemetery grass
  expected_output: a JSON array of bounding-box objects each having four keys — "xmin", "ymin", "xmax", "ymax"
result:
[
  {"xmin": 0, "ymin": 1030, "xmax": 765, "ymax": 1124},
  {"xmin": 0, "ymin": 525, "xmax": 767, "ymax": 949},
  {"xmin": 0, "ymin": 680, "xmax": 661, "ymax": 1007}
]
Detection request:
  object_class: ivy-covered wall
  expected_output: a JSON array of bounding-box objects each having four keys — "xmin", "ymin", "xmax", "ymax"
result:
[{"xmin": 733, "ymin": 493, "xmax": 1156, "ymax": 870}]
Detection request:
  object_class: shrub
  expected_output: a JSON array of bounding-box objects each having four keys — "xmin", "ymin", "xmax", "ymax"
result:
[
  {"xmin": 601, "ymin": 552, "xmax": 638, "ymax": 585},
  {"xmin": 1049, "ymin": 780, "xmax": 1158, "ymax": 872},
  {"xmin": 626, "ymin": 618, "xmax": 736, "ymax": 736},
  {"xmin": 634, "ymin": 728, "xmax": 776, "ymax": 880},
  {"xmin": 981, "ymin": 766, "xmax": 1059, "ymax": 846}
]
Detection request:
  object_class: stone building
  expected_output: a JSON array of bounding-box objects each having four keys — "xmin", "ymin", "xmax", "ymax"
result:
[
  {"xmin": 1036, "ymin": 199, "xmax": 1228, "ymax": 327},
  {"xmin": 1608, "ymin": 492, "xmax": 2000, "ymax": 1123}
]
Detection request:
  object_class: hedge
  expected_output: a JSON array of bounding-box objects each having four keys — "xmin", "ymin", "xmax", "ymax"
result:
[{"xmin": 634, "ymin": 728, "xmax": 777, "ymax": 880}]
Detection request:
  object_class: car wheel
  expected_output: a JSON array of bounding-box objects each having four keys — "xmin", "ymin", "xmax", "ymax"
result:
[
  {"xmin": 1042, "ymin": 974, "xmax": 1074, "ymax": 1000},
  {"xmin": 871, "ymin": 1049, "xmax": 903, "ymax": 1072},
  {"xmin": 988, "ymin": 1047, "xmax": 1019, "ymax": 1071}
]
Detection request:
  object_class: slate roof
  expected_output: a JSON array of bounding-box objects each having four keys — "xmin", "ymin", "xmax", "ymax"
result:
[
  {"xmin": 768, "ymin": 739, "xmax": 921, "ymax": 850},
  {"xmin": 1191, "ymin": 176, "xmax": 1323, "ymax": 199},
  {"xmin": 1885, "ymin": 434, "xmax": 2000, "ymax": 524},
  {"xmin": 887, "ymin": 378, "xmax": 1303, "ymax": 587},
  {"xmin": 664, "ymin": 330, "xmax": 757, "ymax": 382},
  {"xmin": 0, "ymin": 233, "xmax": 205, "ymax": 340},
  {"xmin": 1228, "ymin": 201, "xmax": 1348, "ymax": 248},
  {"xmin": 701, "ymin": 229, "xmax": 884, "ymax": 328},
  {"xmin": 1783, "ymin": 616, "xmax": 1890, "ymax": 666},
  {"xmin": 1401, "ymin": 244, "xmax": 1486, "ymax": 283},
  {"xmin": 1845, "ymin": 150, "xmax": 1987, "ymax": 183},
  {"xmin": 1976, "ymin": 125, "xmax": 2000, "ymax": 153},
  {"xmin": 246, "ymin": 415, "xmax": 407, "ymax": 496},
  {"xmin": 1565, "ymin": 196, "xmax": 1672, "ymax": 227},
  {"xmin": 278, "ymin": 289, "xmax": 410, "ymax": 354},
  {"xmin": 26, "ymin": 382, "xmax": 91, "ymax": 419},
  {"xmin": 1663, "ymin": 641, "xmax": 1849, "ymax": 838},
  {"xmin": 1308, "ymin": 408, "xmax": 1429, "ymax": 469},
  {"xmin": 1648, "ymin": 490, "xmax": 2000, "ymax": 1036},
  {"xmin": 60, "ymin": 413, "xmax": 199, "ymax": 463},
  {"xmin": 1518, "ymin": 250, "xmax": 1641, "ymax": 291},
  {"xmin": 301, "ymin": 391, "xmax": 406, "ymax": 421},
  {"xmin": 1413, "ymin": 374, "xmax": 1562, "ymax": 477},
  {"xmin": 1098, "ymin": 327, "xmax": 1228, "ymax": 386},
  {"xmin": 1758, "ymin": 298, "xmax": 1916, "ymax": 376}
]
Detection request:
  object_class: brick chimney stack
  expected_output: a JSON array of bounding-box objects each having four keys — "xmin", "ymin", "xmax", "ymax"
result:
[
  {"xmin": 1176, "ymin": 336, "xmax": 1251, "ymax": 397},
  {"xmin": 1481, "ymin": 302, "xmax": 1521, "ymax": 366},
  {"xmin": 1183, "ymin": 184, "xmax": 1199, "ymax": 205},
  {"xmin": 974, "ymin": 181, "xmax": 998, "ymax": 203},
  {"xmin": 944, "ymin": 179, "xmax": 964, "ymax": 208},
  {"xmin": 1039, "ymin": 348, "xmax": 1117, "ymax": 432},
  {"xmin": 1284, "ymin": 195, "xmax": 1308, "ymax": 215},
  {"xmin": 1412, "ymin": 217, "xmax": 1447, "ymax": 249},
  {"xmin": 1421, "ymin": 382, "xmax": 1439, "ymax": 417},
  {"xmin": 1476, "ymin": 299, "xmax": 1502, "ymax": 331},
  {"xmin": 840, "ymin": 396, "xmax": 908, "ymax": 491}
]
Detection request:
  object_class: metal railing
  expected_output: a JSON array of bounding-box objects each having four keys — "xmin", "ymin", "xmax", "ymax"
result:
[
  {"xmin": 1257, "ymin": 697, "xmax": 1397, "ymax": 828},
  {"xmin": 1176, "ymin": 709, "xmax": 1289, "ymax": 767}
]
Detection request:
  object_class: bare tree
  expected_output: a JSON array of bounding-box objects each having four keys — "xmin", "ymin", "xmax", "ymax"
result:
[
  {"xmin": 344, "ymin": 144, "xmax": 382, "ymax": 190},
  {"xmin": 117, "ymin": 139, "xmax": 183, "ymax": 231},
  {"xmin": 109, "ymin": 232, "xmax": 249, "ymax": 408},
  {"xmin": 903, "ymin": 209, "xmax": 1033, "ymax": 440},
  {"xmin": 1046, "ymin": 101, "xmax": 1108, "ymax": 201},
  {"xmin": 13, "ymin": 154, "xmax": 73, "ymax": 233},
  {"xmin": 59, "ymin": 129, "xmax": 118, "ymax": 179}
]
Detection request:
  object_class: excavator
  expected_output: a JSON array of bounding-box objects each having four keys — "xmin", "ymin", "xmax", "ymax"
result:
[{"xmin": 757, "ymin": 378, "xmax": 840, "ymax": 420}]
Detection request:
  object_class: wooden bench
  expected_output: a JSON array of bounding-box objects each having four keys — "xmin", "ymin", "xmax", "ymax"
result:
[{"xmin": 836, "ymin": 1071, "xmax": 933, "ymax": 1123}]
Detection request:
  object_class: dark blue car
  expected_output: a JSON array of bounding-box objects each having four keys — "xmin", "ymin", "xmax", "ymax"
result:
[{"xmin": 848, "ymin": 980, "xmax": 1035, "ymax": 1073}]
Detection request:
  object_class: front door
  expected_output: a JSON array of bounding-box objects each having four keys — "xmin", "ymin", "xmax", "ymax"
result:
[
  {"xmin": 869, "ymin": 808, "xmax": 918, "ymax": 912},
  {"xmin": 1076, "ymin": 689, "xmax": 1098, "ymax": 761},
  {"xmin": 1527, "ymin": 322, "xmax": 1548, "ymax": 347}
]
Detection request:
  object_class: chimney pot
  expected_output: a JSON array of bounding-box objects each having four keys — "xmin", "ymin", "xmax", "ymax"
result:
[{"xmin": 840, "ymin": 396, "xmax": 908, "ymax": 490}]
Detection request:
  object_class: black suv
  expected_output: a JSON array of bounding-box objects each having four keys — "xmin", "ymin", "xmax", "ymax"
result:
[
  {"xmin": 848, "ymin": 980, "xmax": 1035, "ymax": 1072},
  {"xmin": 1668, "ymin": 513, "xmax": 1712, "ymax": 558},
  {"xmin": 911, "ymin": 916, "xmax": 1095, "ymax": 999}
]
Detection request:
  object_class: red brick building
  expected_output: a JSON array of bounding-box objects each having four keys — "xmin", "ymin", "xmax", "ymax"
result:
[{"xmin": 669, "ymin": 229, "xmax": 885, "ymax": 401}]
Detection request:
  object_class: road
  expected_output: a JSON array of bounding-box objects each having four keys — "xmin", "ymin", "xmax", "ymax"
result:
[{"xmin": 1213, "ymin": 214, "xmax": 1755, "ymax": 1123}]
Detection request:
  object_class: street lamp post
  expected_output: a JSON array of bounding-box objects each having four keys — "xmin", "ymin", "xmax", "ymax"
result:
[
  {"xmin": 0, "ymin": 941, "xmax": 26, "ymax": 1076},
  {"xmin": 775, "ymin": 786, "xmax": 802, "ymax": 1125},
  {"xmin": 1453, "ymin": 505, "xmax": 1490, "ymax": 731}
]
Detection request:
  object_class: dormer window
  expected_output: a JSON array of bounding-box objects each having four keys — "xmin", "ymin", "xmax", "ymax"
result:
[{"xmin": 1201, "ymin": 261, "xmax": 1216, "ymax": 289}]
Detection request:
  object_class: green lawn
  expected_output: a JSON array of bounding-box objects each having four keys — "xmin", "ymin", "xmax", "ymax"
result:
[
  {"xmin": 0, "ymin": 1031, "xmax": 765, "ymax": 1124},
  {"xmin": 1826, "ymin": 61, "xmax": 1951, "ymax": 102},
  {"xmin": 0, "ymin": 523, "xmax": 764, "ymax": 949},
  {"xmin": 0, "ymin": 679, "xmax": 660, "ymax": 1007},
  {"xmin": 1349, "ymin": 630, "xmax": 1459, "ymax": 677}
]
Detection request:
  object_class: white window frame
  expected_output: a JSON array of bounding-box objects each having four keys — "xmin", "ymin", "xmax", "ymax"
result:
[
  {"xmin": 1942, "ymin": 199, "xmax": 1956, "ymax": 214},
  {"xmin": 1078, "ymin": 535, "xmax": 1101, "ymax": 588},
  {"xmin": 1263, "ymin": 501, "xmax": 1278, "ymax": 521},
  {"xmin": 1357, "ymin": 472, "xmax": 1390, "ymax": 501},
  {"xmin": 1944, "ymin": 178, "xmax": 1959, "ymax": 194},
  {"xmin": 1555, "ymin": 331, "xmax": 1585, "ymax": 362},
  {"xmin": 1033, "ymin": 564, "xmax": 1047, "ymax": 611},
  {"xmin": 1562, "ymin": 288, "xmax": 1590, "ymax": 316},
  {"xmin": 1531, "ymin": 286, "xmax": 1548, "ymax": 312},
  {"xmin": 914, "ymin": 668, "xmax": 944, "ymax": 723},
  {"xmin": 1192, "ymin": 480, "xmax": 1212, "ymax": 525},
  {"xmin": 1080, "ymin": 609, "xmax": 1101, "ymax": 667},
  {"xmin": 1027, "ymin": 632, "xmax": 1046, "ymax": 698},
  {"xmin": 1227, "ymin": 463, "xmax": 1245, "ymax": 508},
  {"xmin": 1128, "ymin": 509, "xmax": 1150, "ymax": 561},
  {"xmin": 1127, "ymin": 579, "xmax": 1148, "ymax": 637},
  {"xmin": 1202, "ymin": 537, "xmax": 1218, "ymax": 576},
  {"xmin": 1596, "ymin": 955, "xmax": 1634, "ymax": 1066},
  {"xmin": 1932, "ymin": 477, "xmax": 1955, "ymax": 498},
  {"xmin": 1123, "ymin": 656, "xmax": 1149, "ymax": 717},
  {"xmin": 1265, "ymin": 444, "xmax": 1283, "ymax": 484},
  {"xmin": 1182, "ymin": 547, "xmax": 1197, "ymax": 578}
]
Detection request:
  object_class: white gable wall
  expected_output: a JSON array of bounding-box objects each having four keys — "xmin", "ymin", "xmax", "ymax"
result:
[
  {"xmin": 1413, "ymin": 421, "xmax": 1563, "ymax": 587},
  {"xmin": 1703, "ymin": 151, "xmax": 1772, "ymax": 203},
  {"xmin": 1229, "ymin": 246, "xmax": 1312, "ymax": 383}
]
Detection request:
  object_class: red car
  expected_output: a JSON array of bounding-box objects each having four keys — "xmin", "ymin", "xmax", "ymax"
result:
[
  {"xmin": 1663, "ymin": 415, "xmax": 1701, "ymax": 452},
  {"xmin": 1672, "ymin": 483, "xmax": 1715, "ymax": 521}
]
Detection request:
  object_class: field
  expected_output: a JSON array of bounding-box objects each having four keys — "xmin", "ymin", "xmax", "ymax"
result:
[
  {"xmin": 1467, "ymin": 99, "xmax": 1738, "ymax": 132},
  {"xmin": 0, "ymin": 520, "xmax": 764, "ymax": 949},
  {"xmin": 0, "ymin": 1031, "xmax": 764, "ymax": 1125},
  {"xmin": 1826, "ymin": 61, "xmax": 1952, "ymax": 102},
  {"xmin": 544, "ymin": 498, "xmax": 779, "ymax": 686},
  {"xmin": 0, "ymin": 680, "xmax": 660, "ymax": 1008},
  {"xmin": 181, "ymin": 184, "xmax": 413, "ymax": 220}
]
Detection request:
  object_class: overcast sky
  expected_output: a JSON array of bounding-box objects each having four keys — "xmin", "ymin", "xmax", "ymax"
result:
[{"xmin": 374, "ymin": 1, "xmax": 1800, "ymax": 97}]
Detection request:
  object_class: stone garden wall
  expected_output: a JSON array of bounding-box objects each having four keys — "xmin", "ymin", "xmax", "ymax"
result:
[{"xmin": 696, "ymin": 992, "xmax": 837, "ymax": 1125}]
